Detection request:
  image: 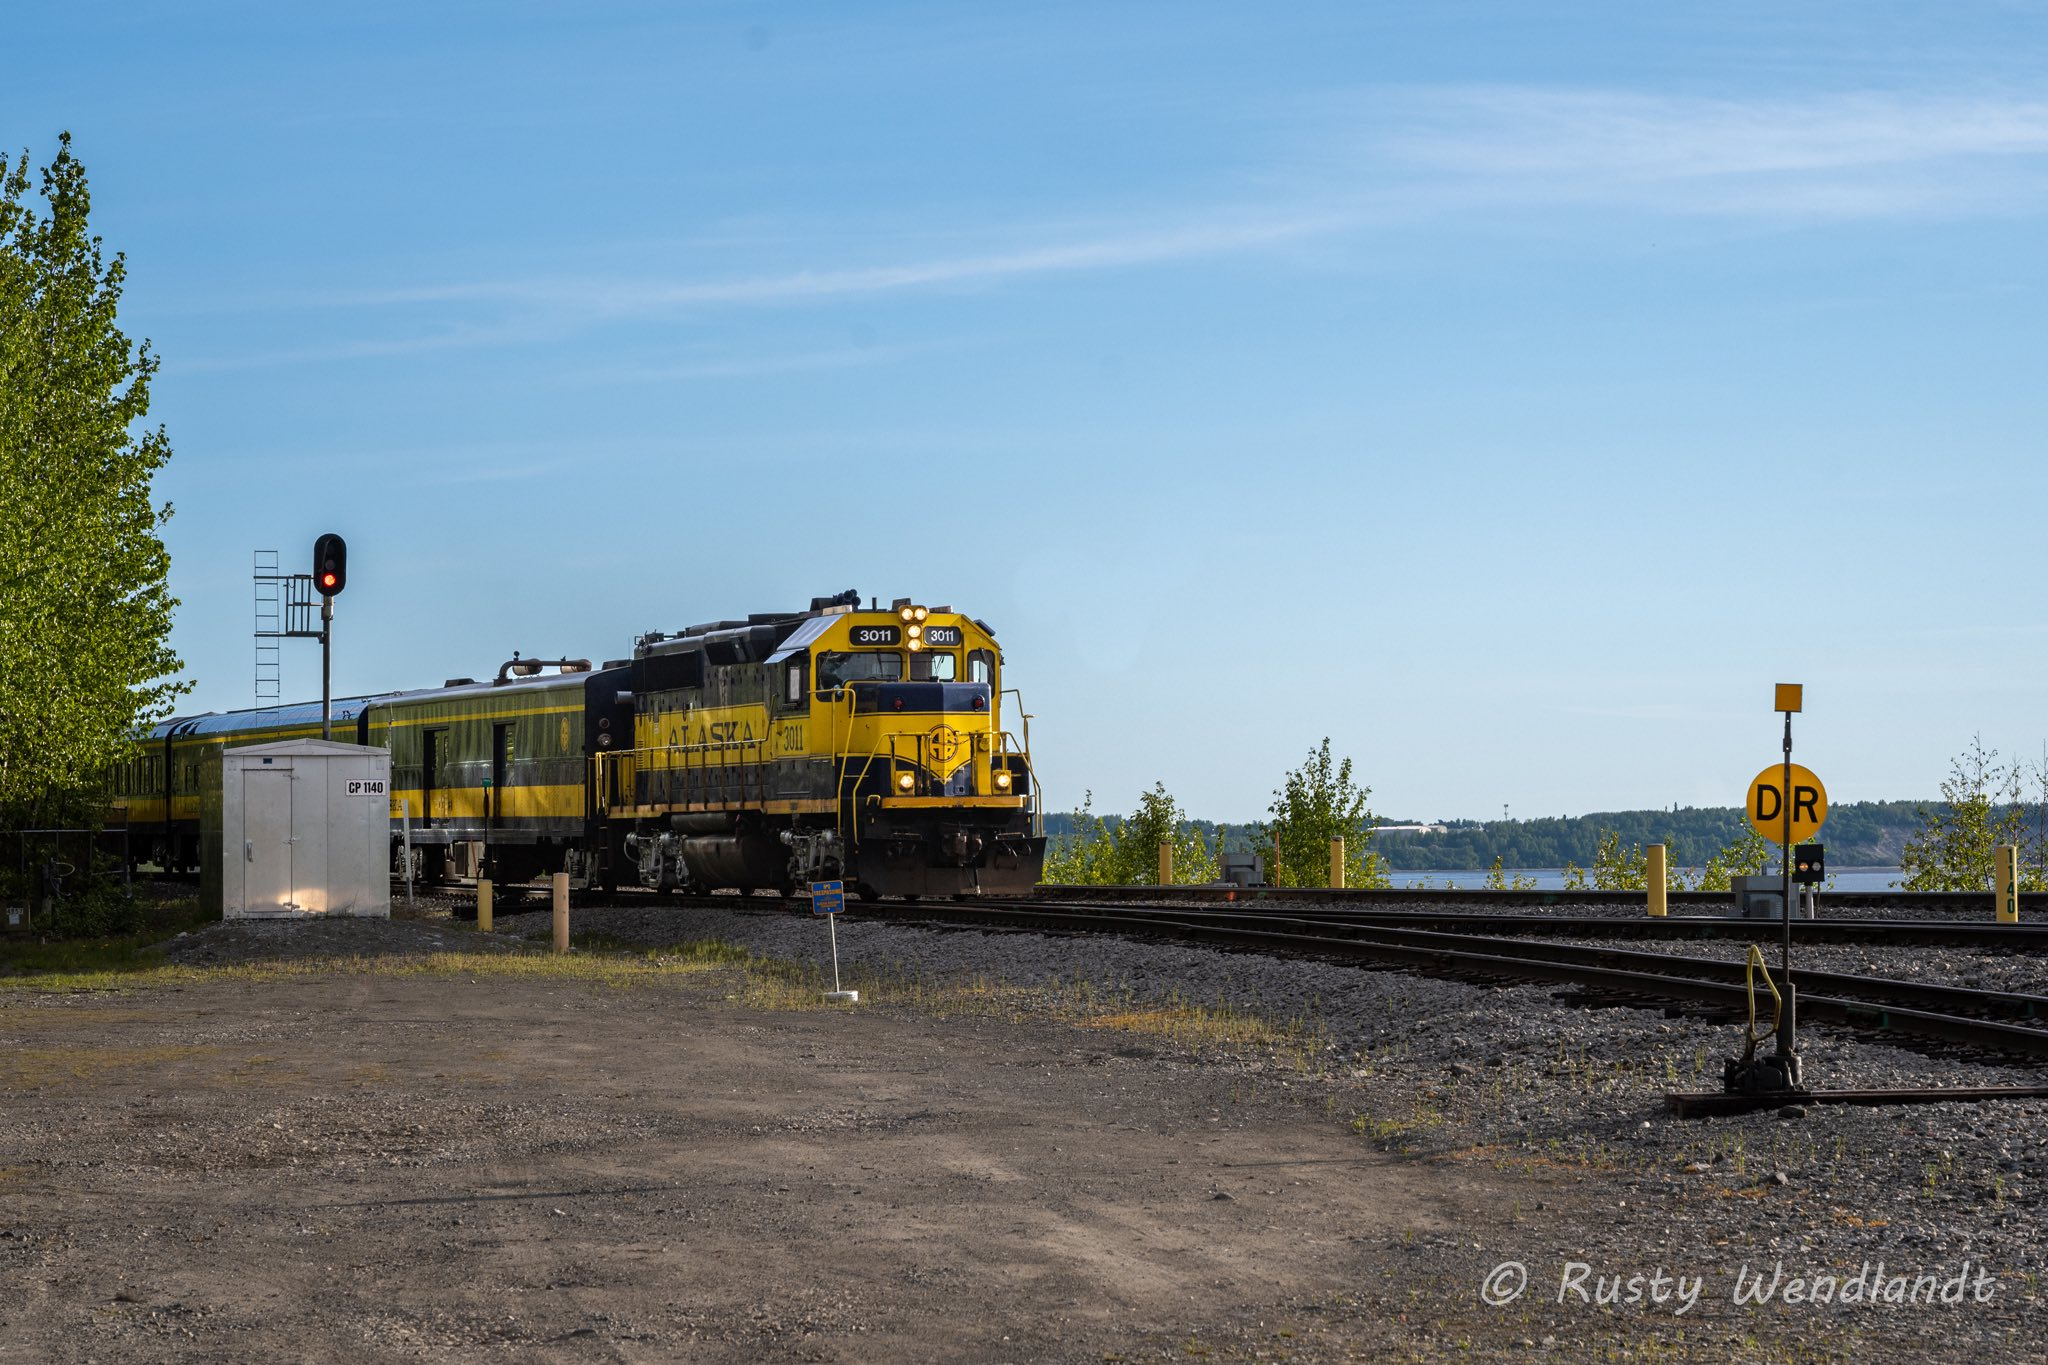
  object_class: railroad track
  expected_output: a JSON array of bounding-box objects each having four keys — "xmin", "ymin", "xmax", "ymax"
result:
[
  {"xmin": 985, "ymin": 898, "xmax": 2048, "ymax": 948},
  {"xmin": 1035, "ymin": 882, "xmax": 2048, "ymax": 916},
  {"xmin": 865, "ymin": 899, "xmax": 2048, "ymax": 1063}
]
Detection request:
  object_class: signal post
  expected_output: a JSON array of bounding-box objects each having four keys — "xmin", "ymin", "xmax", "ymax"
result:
[
  {"xmin": 313, "ymin": 533, "xmax": 348, "ymax": 739},
  {"xmin": 1726, "ymin": 684, "xmax": 1828, "ymax": 1096}
]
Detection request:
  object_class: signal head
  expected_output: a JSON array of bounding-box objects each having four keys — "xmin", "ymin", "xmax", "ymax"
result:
[{"xmin": 312, "ymin": 533, "xmax": 348, "ymax": 597}]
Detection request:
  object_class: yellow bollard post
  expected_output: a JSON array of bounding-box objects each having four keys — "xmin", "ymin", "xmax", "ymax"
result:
[
  {"xmin": 1646, "ymin": 845, "xmax": 1668, "ymax": 917},
  {"xmin": 1996, "ymin": 845, "xmax": 2019, "ymax": 923},
  {"xmin": 1330, "ymin": 837, "xmax": 1345, "ymax": 889},
  {"xmin": 552, "ymin": 871, "xmax": 571, "ymax": 953},
  {"xmin": 477, "ymin": 878, "xmax": 493, "ymax": 933},
  {"xmin": 1157, "ymin": 840, "xmax": 1173, "ymax": 887}
]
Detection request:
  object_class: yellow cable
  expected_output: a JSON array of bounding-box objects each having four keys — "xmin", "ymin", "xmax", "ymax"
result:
[{"xmin": 1744, "ymin": 945, "xmax": 1783, "ymax": 1047}]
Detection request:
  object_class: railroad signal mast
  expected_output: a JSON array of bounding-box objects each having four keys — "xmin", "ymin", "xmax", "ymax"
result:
[
  {"xmin": 1725, "ymin": 683, "xmax": 1829, "ymax": 1097},
  {"xmin": 1773, "ymin": 682, "xmax": 1802, "ymax": 1087},
  {"xmin": 312, "ymin": 533, "xmax": 348, "ymax": 740}
]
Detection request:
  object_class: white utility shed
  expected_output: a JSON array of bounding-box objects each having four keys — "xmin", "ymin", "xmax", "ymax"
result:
[{"xmin": 200, "ymin": 739, "xmax": 391, "ymax": 919}]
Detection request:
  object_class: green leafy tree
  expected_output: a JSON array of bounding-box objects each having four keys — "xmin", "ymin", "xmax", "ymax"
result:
[
  {"xmin": 1580, "ymin": 827, "xmax": 1781, "ymax": 892},
  {"xmin": 1042, "ymin": 790, "xmax": 1120, "ymax": 884},
  {"xmin": 1899, "ymin": 736, "xmax": 2048, "ymax": 892},
  {"xmin": 1118, "ymin": 782, "xmax": 1217, "ymax": 885},
  {"xmin": 1263, "ymin": 738, "xmax": 1388, "ymax": 888},
  {"xmin": 1589, "ymin": 829, "xmax": 1650, "ymax": 890},
  {"xmin": 1044, "ymin": 784, "xmax": 1217, "ymax": 885},
  {"xmin": 1483, "ymin": 856, "xmax": 1535, "ymax": 891},
  {"xmin": 1689, "ymin": 827, "xmax": 1775, "ymax": 892},
  {"xmin": 0, "ymin": 134, "xmax": 185, "ymax": 823}
]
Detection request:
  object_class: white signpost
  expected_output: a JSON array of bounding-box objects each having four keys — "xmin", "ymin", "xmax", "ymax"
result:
[{"xmin": 811, "ymin": 880, "xmax": 858, "ymax": 1003}]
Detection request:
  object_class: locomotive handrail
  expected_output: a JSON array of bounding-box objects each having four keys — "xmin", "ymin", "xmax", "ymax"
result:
[
  {"xmin": 836, "ymin": 729, "xmax": 893, "ymax": 854},
  {"xmin": 818, "ymin": 683, "xmax": 1037, "ymax": 854},
  {"xmin": 596, "ymin": 736, "xmax": 770, "ymax": 814},
  {"xmin": 812, "ymin": 685, "xmax": 860, "ymax": 769}
]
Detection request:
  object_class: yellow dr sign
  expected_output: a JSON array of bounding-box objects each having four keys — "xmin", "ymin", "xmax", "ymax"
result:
[{"xmin": 1747, "ymin": 763, "xmax": 1827, "ymax": 844}]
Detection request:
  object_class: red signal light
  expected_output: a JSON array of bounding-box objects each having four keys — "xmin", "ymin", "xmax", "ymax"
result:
[{"xmin": 311, "ymin": 533, "xmax": 348, "ymax": 596}]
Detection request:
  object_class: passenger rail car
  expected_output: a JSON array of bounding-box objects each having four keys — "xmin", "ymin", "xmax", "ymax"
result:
[
  {"xmin": 109, "ymin": 592, "xmax": 1045, "ymax": 898},
  {"xmin": 113, "ymin": 697, "xmax": 390, "ymax": 872}
]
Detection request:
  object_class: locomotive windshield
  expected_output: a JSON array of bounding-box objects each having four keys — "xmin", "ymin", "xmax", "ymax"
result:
[
  {"xmin": 909, "ymin": 652, "xmax": 956, "ymax": 682},
  {"xmin": 817, "ymin": 651, "xmax": 902, "ymax": 689}
]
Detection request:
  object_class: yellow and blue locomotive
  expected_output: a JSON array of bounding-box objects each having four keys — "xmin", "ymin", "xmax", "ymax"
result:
[{"xmin": 111, "ymin": 591, "xmax": 1044, "ymax": 899}]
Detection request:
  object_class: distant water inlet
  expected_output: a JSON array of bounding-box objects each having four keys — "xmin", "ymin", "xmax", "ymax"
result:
[{"xmin": 1394, "ymin": 867, "xmax": 1905, "ymax": 892}]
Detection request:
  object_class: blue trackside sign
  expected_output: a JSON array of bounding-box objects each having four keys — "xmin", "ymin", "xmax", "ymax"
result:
[{"xmin": 809, "ymin": 880, "xmax": 845, "ymax": 915}]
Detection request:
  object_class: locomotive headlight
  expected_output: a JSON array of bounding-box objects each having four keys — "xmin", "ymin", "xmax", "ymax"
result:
[
  {"xmin": 899, "ymin": 605, "xmax": 915, "ymax": 622},
  {"xmin": 907, "ymin": 623, "xmax": 922, "ymax": 640},
  {"xmin": 912, "ymin": 606, "xmax": 928, "ymax": 622},
  {"xmin": 994, "ymin": 771, "xmax": 1013, "ymax": 791},
  {"xmin": 896, "ymin": 771, "xmax": 915, "ymax": 791},
  {"xmin": 907, "ymin": 638, "xmax": 923, "ymax": 652}
]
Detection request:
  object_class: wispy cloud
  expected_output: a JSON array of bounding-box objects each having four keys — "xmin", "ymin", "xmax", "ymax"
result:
[
  {"xmin": 345, "ymin": 211, "xmax": 1348, "ymax": 313},
  {"xmin": 578, "ymin": 338, "xmax": 961, "ymax": 386},
  {"xmin": 180, "ymin": 86, "xmax": 2048, "ymax": 369},
  {"xmin": 419, "ymin": 458, "xmax": 568, "ymax": 486},
  {"xmin": 174, "ymin": 320, "xmax": 553, "ymax": 373},
  {"xmin": 177, "ymin": 210, "xmax": 1352, "ymax": 370},
  {"xmin": 1356, "ymin": 87, "xmax": 2048, "ymax": 217}
]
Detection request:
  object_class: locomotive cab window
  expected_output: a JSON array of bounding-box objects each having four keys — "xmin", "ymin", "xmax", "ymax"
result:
[
  {"xmin": 782, "ymin": 656, "xmax": 809, "ymax": 708},
  {"xmin": 909, "ymin": 651, "xmax": 956, "ymax": 682},
  {"xmin": 968, "ymin": 649, "xmax": 996, "ymax": 685},
  {"xmin": 817, "ymin": 651, "xmax": 901, "ymax": 692}
]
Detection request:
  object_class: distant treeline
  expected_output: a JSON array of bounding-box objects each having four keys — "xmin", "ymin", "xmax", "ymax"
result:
[
  {"xmin": 1371, "ymin": 802, "xmax": 1923, "ymax": 869},
  {"xmin": 1043, "ymin": 801, "xmax": 1927, "ymax": 870}
]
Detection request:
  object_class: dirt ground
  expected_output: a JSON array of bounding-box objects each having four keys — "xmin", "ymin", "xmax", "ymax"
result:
[
  {"xmin": 1, "ymin": 931, "xmax": 2034, "ymax": 1362},
  {"xmin": 0, "ymin": 963, "xmax": 1497, "ymax": 1363}
]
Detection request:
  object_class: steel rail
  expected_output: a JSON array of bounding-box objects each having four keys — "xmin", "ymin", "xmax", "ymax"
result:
[
  {"xmin": 870, "ymin": 901, "xmax": 2048, "ymax": 1060},
  {"xmin": 1035, "ymin": 882, "xmax": 2048, "ymax": 916},
  {"xmin": 1666, "ymin": 1086, "xmax": 2048, "ymax": 1118},
  {"xmin": 965, "ymin": 897, "xmax": 2048, "ymax": 948}
]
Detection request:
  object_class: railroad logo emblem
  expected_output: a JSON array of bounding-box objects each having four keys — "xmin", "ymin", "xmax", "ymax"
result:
[{"xmin": 926, "ymin": 725, "xmax": 962, "ymax": 769}]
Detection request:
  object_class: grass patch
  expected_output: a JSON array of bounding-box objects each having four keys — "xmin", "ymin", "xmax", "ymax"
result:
[
  {"xmin": 1077, "ymin": 1003, "xmax": 1289, "ymax": 1049},
  {"xmin": 0, "ymin": 924, "xmax": 1330, "ymax": 1074},
  {"xmin": 0, "ymin": 893, "xmax": 212, "ymax": 981}
]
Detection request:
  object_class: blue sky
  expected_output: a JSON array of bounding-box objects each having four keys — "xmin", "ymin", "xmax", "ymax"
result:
[{"xmin": 10, "ymin": 2, "xmax": 2048, "ymax": 823}]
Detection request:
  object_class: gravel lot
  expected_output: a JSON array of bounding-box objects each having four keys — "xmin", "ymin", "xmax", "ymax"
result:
[
  {"xmin": 0, "ymin": 898, "xmax": 2041, "ymax": 1361},
  {"xmin": 496, "ymin": 896, "xmax": 2048, "ymax": 1360}
]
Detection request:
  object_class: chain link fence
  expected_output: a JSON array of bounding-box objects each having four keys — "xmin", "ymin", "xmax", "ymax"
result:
[{"xmin": 2, "ymin": 827, "xmax": 136, "ymax": 936}]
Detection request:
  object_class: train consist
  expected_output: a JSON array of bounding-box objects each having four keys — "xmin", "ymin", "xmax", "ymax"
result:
[{"xmin": 110, "ymin": 592, "xmax": 1045, "ymax": 898}]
